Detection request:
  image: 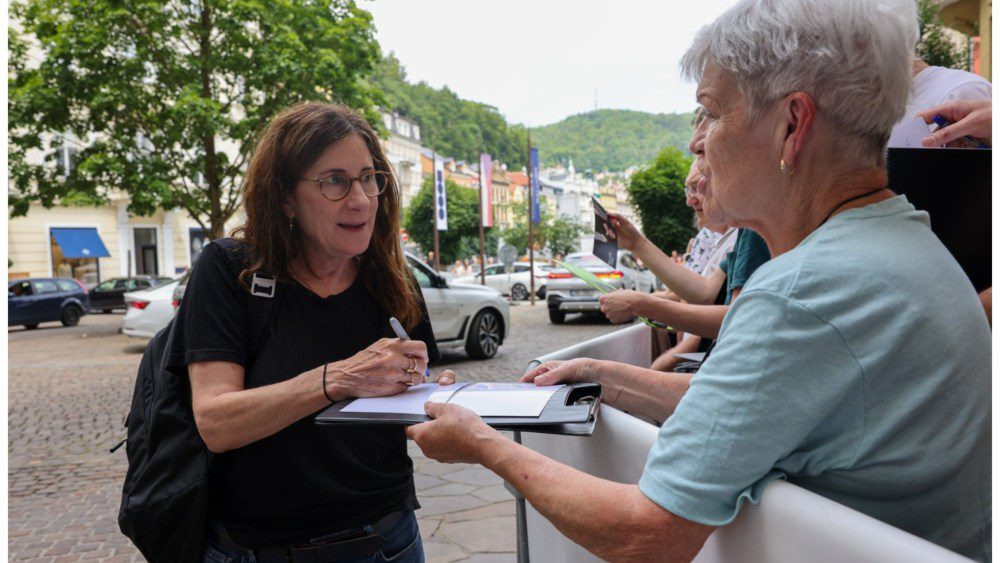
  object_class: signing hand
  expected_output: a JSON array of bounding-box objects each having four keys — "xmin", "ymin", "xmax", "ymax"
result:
[
  {"xmin": 325, "ymin": 338, "xmax": 430, "ymax": 401},
  {"xmin": 599, "ymin": 290, "xmax": 647, "ymax": 324},
  {"xmin": 520, "ymin": 358, "xmax": 600, "ymax": 386},
  {"xmin": 606, "ymin": 212, "xmax": 645, "ymax": 251},
  {"xmin": 917, "ymin": 99, "xmax": 992, "ymax": 147},
  {"xmin": 406, "ymin": 402, "xmax": 500, "ymax": 464}
]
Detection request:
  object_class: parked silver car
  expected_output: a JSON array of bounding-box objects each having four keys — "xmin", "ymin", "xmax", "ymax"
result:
[
  {"xmin": 405, "ymin": 254, "xmax": 511, "ymax": 359},
  {"xmin": 545, "ymin": 251, "xmax": 655, "ymax": 324}
]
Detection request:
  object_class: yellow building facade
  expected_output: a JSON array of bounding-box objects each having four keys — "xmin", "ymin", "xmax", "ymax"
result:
[{"xmin": 8, "ymin": 197, "xmax": 238, "ymax": 285}]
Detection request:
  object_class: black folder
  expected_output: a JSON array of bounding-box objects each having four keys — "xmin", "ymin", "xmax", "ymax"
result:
[
  {"xmin": 314, "ymin": 382, "xmax": 602, "ymax": 436},
  {"xmin": 886, "ymin": 147, "xmax": 991, "ymax": 292}
]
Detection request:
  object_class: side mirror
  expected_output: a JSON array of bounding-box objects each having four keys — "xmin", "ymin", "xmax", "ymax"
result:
[{"xmin": 433, "ymin": 275, "xmax": 449, "ymax": 289}]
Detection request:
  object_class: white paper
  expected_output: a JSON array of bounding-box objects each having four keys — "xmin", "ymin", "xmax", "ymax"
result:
[
  {"xmin": 887, "ymin": 117, "xmax": 935, "ymax": 148},
  {"xmin": 340, "ymin": 383, "xmax": 465, "ymax": 415},
  {"xmin": 447, "ymin": 383, "xmax": 562, "ymax": 417},
  {"xmin": 672, "ymin": 352, "xmax": 706, "ymax": 362}
]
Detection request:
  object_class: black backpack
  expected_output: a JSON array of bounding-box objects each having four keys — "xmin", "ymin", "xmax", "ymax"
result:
[{"xmin": 116, "ymin": 239, "xmax": 280, "ymax": 562}]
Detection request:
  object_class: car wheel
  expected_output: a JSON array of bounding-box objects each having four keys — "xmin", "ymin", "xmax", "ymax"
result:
[
  {"xmin": 511, "ymin": 283, "xmax": 529, "ymax": 301},
  {"xmin": 548, "ymin": 309, "xmax": 566, "ymax": 324},
  {"xmin": 24, "ymin": 324, "xmax": 39, "ymax": 330},
  {"xmin": 61, "ymin": 305, "xmax": 82, "ymax": 327},
  {"xmin": 465, "ymin": 309, "xmax": 502, "ymax": 360}
]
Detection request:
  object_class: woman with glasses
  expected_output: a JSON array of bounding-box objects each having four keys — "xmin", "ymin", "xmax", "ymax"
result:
[{"xmin": 170, "ymin": 102, "xmax": 450, "ymax": 562}]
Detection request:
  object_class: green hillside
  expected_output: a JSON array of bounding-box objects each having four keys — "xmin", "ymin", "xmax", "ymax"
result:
[
  {"xmin": 531, "ymin": 109, "xmax": 695, "ymax": 172},
  {"xmin": 371, "ymin": 55, "xmax": 694, "ymax": 172},
  {"xmin": 371, "ymin": 54, "xmax": 528, "ymax": 168}
]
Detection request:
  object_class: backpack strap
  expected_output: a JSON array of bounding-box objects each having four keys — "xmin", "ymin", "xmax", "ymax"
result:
[{"xmin": 210, "ymin": 238, "xmax": 282, "ymax": 362}]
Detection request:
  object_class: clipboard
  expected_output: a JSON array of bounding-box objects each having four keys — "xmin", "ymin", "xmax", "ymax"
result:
[{"xmin": 315, "ymin": 382, "xmax": 602, "ymax": 436}]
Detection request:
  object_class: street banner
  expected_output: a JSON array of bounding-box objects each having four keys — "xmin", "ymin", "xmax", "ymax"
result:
[
  {"xmin": 530, "ymin": 148, "xmax": 540, "ymax": 224},
  {"xmin": 434, "ymin": 156, "xmax": 448, "ymax": 231},
  {"xmin": 480, "ymin": 153, "xmax": 493, "ymax": 227}
]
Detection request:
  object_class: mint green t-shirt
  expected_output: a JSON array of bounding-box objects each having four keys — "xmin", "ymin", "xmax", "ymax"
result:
[{"xmin": 639, "ymin": 196, "xmax": 990, "ymax": 561}]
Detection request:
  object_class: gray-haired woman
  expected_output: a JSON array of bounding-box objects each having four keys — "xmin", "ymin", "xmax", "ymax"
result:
[{"xmin": 403, "ymin": 1, "xmax": 992, "ymax": 561}]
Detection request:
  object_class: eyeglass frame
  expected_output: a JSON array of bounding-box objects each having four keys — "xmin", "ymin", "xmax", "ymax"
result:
[{"xmin": 299, "ymin": 170, "xmax": 391, "ymax": 201}]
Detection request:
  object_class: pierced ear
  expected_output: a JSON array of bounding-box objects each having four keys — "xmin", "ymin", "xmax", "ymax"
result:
[{"xmin": 779, "ymin": 92, "xmax": 817, "ymax": 168}]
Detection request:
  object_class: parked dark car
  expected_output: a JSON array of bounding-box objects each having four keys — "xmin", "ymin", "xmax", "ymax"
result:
[
  {"xmin": 8, "ymin": 278, "xmax": 91, "ymax": 329},
  {"xmin": 89, "ymin": 276, "xmax": 173, "ymax": 313}
]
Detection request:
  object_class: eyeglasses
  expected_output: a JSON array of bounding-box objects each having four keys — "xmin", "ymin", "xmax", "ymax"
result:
[
  {"xmin": 301, "ymin": 171, "xmax": 390, "ymax": 201},
  {"xmin": 684, "ymin": 186, "xmax": 696, "ymax": 198}
]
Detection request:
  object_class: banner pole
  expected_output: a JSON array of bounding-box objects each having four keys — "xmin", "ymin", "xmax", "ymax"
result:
[
  {"xmin": 432, "ymin": 152, "xmax": 441, "ymax": 271},
  {"xmin": 527, "ymin": 132, "xmax": 536, "ymax": 306},
  {"xmin": 478, "ymin": 148, "xmax": 487, "ymax": 286}
]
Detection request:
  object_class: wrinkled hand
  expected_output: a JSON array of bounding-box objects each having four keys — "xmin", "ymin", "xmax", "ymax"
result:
[
  {"xmin": 599, "ymin": 290, "xmax": 647, "ymax": 324},
  {"xmin": 519, "ymin": 358, "xmax": 599, "ymax": 386},
  {"xmin": 326, "ymin": 338, "xmax": 431, "ymax": 400},
  {"xmin": 917, "ymin": 99, "xmax": 992, "ymax": 147},
  {"xmin": 606, "ymin": 212, "xmax": 645, "ymax": 251},
  {"xmin": 405, "ymin": 402, "xmax": 499, "ymax": 464}
]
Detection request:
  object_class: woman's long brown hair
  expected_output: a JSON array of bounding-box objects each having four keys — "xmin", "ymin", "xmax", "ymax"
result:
[{"xmin": 231, "ymin": 102, "xmax": 423, "ymax": 330}]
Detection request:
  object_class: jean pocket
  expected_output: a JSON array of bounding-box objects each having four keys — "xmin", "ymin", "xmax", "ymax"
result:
[
  {"xmin": 202, "ymin": 542, "xmax": 234, "ymax": 563},
  {"xmin": 376, "ymin": 534, "xmax": 423, "ymax": 563}
]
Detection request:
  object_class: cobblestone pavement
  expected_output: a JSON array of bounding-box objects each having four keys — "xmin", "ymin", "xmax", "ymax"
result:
[{"xmin": 9, "ymin": 304, "xmax": 622, "ymax": 562}]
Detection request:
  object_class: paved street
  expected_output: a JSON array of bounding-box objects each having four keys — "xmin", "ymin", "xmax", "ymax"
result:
[{"xmin": 8, "ymin": 303, "xmax": 622, "ymax": 562}]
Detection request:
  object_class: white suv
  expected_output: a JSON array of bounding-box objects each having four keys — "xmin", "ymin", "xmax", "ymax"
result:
[{"xmin": 405, "ymin": 254, "xmax": 511, "ymax": 359}]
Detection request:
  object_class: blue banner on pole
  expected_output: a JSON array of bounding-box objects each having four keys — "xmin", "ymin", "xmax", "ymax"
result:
[{"xmin": 530, "ymin": 148, "xmax": 540, "ymax": 224}]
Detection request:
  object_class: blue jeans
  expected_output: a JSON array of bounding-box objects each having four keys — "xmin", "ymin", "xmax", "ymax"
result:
[{"xmin": 203, "ymin": 511, "xmax": 424, "ymax": 563}]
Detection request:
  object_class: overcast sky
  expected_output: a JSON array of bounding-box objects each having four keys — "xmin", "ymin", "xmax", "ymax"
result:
[{"xmin": 362, "ymin": 0, "xmax": 737, "ymax": 127}]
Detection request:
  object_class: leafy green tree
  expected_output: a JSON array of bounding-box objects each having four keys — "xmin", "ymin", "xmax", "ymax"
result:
[
  {"xmin": 405, "ymin": 177, "xmax": 493, "ymax": 264},
  {"xmin": 546, "ymin": 216, "xmax": 585, "ymax": 258},
  {"xmin": 371, "ymin": 54, "xmax": 527, "ymax": 169},
  {"xmin": 9, "ymin": 0, "xmax": 382, "ymax": 238},
  {"xmin": 627, "ymin": 147, "xmax": 695, "ymax": 254},
  {"xmin": 916, "ymin": 0, "xmax": 970, "ymax": 70},
  {"xmin": 498, "ymin": 197, "xmax": 583, "ymax": 258},
  {"xmin": 499, "ymin": 196, "xmax": 552, "ymax": 255}
]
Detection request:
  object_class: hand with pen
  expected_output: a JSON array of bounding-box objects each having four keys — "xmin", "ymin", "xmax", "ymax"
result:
[{"xmin": 917, "ymin": 99, "xmax": 992, "ymax": 148}]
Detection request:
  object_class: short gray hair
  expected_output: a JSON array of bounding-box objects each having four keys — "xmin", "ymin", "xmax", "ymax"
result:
[{"xmin": 681, "ymin": 0, "xmax": 918, "ymax": 157}]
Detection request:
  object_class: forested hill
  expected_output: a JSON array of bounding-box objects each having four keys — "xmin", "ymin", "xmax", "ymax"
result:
[
  {"xmin": 371, "ymin": 55, "xmax": 694, "ymax": 172},
  {"xmin": 530, "ymin": 109, "xmax": 695, "ymax": 172},
  {"xmin": 370, "ymin": 54, "xmax": 528, "ymax": 168}
]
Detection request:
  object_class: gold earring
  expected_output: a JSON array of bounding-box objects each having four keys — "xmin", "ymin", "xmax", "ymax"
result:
[{"xmin": 780, "ymin": 159, "xmax": 795, "ymax": 175}]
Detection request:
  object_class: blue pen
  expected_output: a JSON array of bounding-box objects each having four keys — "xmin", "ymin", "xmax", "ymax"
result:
[
  {"xmin": 930, "ymin": 115, "xmax": 989, "ymax": 149},
  {"xmin": 389, "ymin": 317, "xmax": 431, "ymax": 379}
]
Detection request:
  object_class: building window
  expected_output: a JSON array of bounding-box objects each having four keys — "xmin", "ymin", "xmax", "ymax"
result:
[
  {"xmin": 382, "ymin": 113, "xmax": 394, "ymax": 132},
  {"xmin": 133, "ymin": 227, "xmax": 159, "ymax": 275},
  {"xmin": 412, "ymin": 125, "xmax": 420, "ymax": 141},
  {"xmin": 189, "ymin": 227, "xmax": 211, "ymax": 265},
  {"xmin": 56, "ymin": 144, "xmax": 79, "ymax": 176},
  {"xmin": 398, "ymin": 120, "xmax": 410, "ymax": 137}
]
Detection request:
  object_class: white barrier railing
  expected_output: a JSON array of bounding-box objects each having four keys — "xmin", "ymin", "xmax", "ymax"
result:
[{"xmin": 515, "ymin": 323, "xmax": 971, "ymax": 563}]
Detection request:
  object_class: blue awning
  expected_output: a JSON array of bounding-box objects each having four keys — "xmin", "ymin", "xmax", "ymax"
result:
[{"xmin": 50, "ymin": 227, "xmax": 111, "ymax": 259}]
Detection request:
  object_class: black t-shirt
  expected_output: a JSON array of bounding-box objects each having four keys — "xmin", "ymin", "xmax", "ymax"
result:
[{"xmin": 168, "ymin": 240, "xmax": 440, "ymax": 548}]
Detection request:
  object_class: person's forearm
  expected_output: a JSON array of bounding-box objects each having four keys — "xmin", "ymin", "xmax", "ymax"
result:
[
  {"xmin": 478, "ymin": 436, "xmax": 706, "ymax": 561},
  {"xmin": 634, "ymin": 239, "xmax": 716, "ymax": 304},
  {"xmin": 637, "ymin": 298, "xmax": 728, "ymax": 339},
  {"xmin": 980, "ymin": 287, "xmax": 992, "ymax": 326},
  {"xmin": 193, "ymin": 364, "xmax": 329, "ymax": 453},
  {"xmin": 595, "ymin": 359, "xmax": 691, "ymax": 420}
]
